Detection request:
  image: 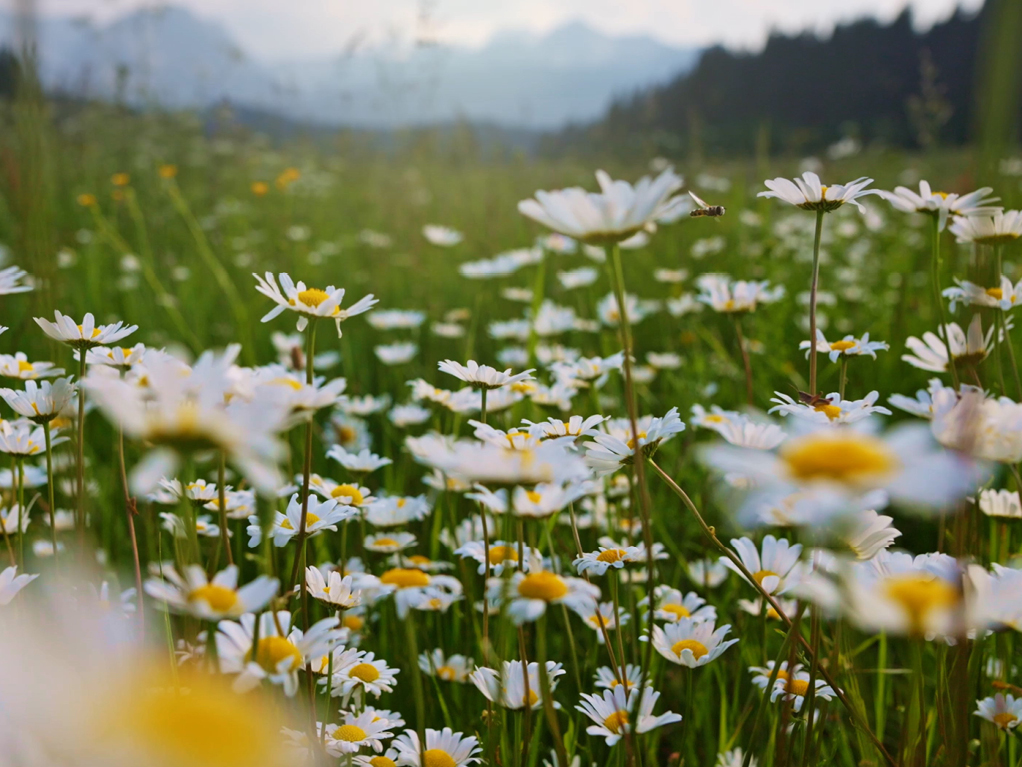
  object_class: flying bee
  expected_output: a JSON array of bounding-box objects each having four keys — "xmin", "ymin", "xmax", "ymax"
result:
[{"xmin": 688, "ymin": 191, "xmax": 726, "ymax": 218}]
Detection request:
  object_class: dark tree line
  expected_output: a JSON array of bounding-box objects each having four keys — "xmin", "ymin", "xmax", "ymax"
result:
[{"xmin": 542, "ymin": 5, "xmax": 1006, "ymax": 158}]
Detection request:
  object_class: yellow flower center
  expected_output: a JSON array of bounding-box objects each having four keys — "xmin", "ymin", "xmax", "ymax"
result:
[
  {"xmin": 488, "ymin": 545, "xmax": 518, "ymax": 565},
  {"xmin": 372, "ymin": 537, "xmax": 400, "ymax": 548},
  {"xmin": 661, "ymin": 604, "xmax": 691, "ymax": 620},
  {"xmin": 246, "ymin": 636, "xmax": 302, "ymax": 673},
  {"xmin": 994, "ymin": 712, "xmax": 1018, "ymax": 729},
  {"xmin": 408, "ymin": 554, "xmax": 431, "ymax": 566},
  {"xmin": 609, "ymin": 678, "xmax": 635, "ymax": 688},
  {"xmin": 268, "ymin": 377, "xmax": 303, "ymax": 391},
  {"xmin": 671, "ymin": 639, "xmax": 709, "ymax": 660},
  {"xmin": 829, "ymin": 340, "xmax": 856, "ymax": 352},
  {"xmin": 333, "ymin": 724, "xmax": 367, "ymax": 742},
  {"xmin": 16, "ymin": 360, "xmax": 33, "ymax": 372},
  {"xmin": 188, "ymin": 584, "xmax": 238, "ymax": 613},
  {"xmin": 77, "ymin": 325, "xmax": 102, "ymax": 339},
  {"xmin": 380, "ymin": 568, "xmax": 430, "ymax": 588},
  {"xmin": 331, "ymin": 484, "xmax": 364, "ymax": 505},
  {"xmin": 883, "ymin": 574, "xmax": 959, "ymax": 634},
  {"xmin": 371, "ymin": 758, "xmax": 397, "ymax": 767},
  {"xmin": 704, "ymin": 414, "xmax": 725, "ymax": 423},
  {"xmin": 775, "ymin": 668, "xmax": 789, "ymax": 681},
  {"xmin": 437, "ymin": 665, "xmax": 457, "ymax": 681},
  {"xmin": 813, "ymin": 403, "xmax": 843, "ymax": 421},
  {"xmin": 603, "ymin": 710, "xmax": 629, "ymax": 733},
  {"xmin": 297, "ymin": 288, "xmax": 330, "ymax": 308},
  {"xmin": 786, "ymin": 679, "xmax": 810, "ymax": 696},
  {"xmin": 588, "ymin": 613, "xmax": 609, "ymax": 628},
  {"xmin": 626, "ymin": 431, "xmax": 647, "ymax": 450},
  {"xmin": 517, "ymin": 571, "xmax": 569, "ymax": 601},
  {"xmin": 397, "ymin": 498, "xmax": 407, "ymax": 508},
  {"xmin": 280, "ymin": 512, "xmax": 320, "ymax": 531},
  {"xmin": 781, "ymin": 434, "xmax": 898, "ymax": 485},
  {"xmin": 987, "ymin": 287, "xmax": 1004, "ymax": 300},
  {"xmin": 423, "ymin": 750, "xmax": 456, "ymax": 767},
  {"xmin": 526, "ymin": 490, "xmax": 543, "ymax": 504},
  {"xmin": 752, "ymin": 569, "xmax": 778, "ymax": 586},
  {"xmin": 342, "ymin": 614, "xmax": 364, "ymax": 631},
  {"xmin": 597, "ymin": 548, "xmax": 628, "ymax": 563},
  {"xmin": 349, "ymin": 663, "xmax": 380, "ymax": 683}
]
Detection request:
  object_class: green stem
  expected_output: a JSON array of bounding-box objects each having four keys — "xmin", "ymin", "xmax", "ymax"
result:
[
  {"xmin": 217, "ymin": 452, "xmax": 233, "ymax": 566},
  {"xmin": 839, "ymin": 357, "xmax": 848, "ymax": 401},
  {"xmin": 118, "ymin": 426, "xmax": 144, "ymax": 634},
  {"xmin": 537, "ymin": 613, "xmax": 569, "ymax": 767},
  {"xmin": 526, "ymin": 256, "xmax": 547, "ymax": 366},
  {"xmin": 16, "ymin": 459, "xmax": 24, "ymax": 566},
  {"xmin": 43, "ymin": 421, "xmax": 57, "ymax": 561},
  {"xmin": 75, "ymin": 348, "xmax": 87, "ymax": 551},
  {"xmin": 405, "ymin": 611, "xmax": 427, "ymax": 764},
  {"xmin": 931, "ymin": 216, "xmax": 961, "ymax": 389},
  {"xmin": 733, "ymin": 314, "xmax": 754, "ymax": 406},
  {"xmin": 286, "ymin": 321, "xmax": 319, "ymax": 595},
  {"xmin": 808, "ymin": 210, "xmax": 824, "ymax": 396}
]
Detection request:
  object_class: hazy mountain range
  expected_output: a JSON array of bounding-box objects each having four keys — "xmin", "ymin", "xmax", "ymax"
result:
[{"xmin": 0, "ymin": 6, "xmax": 699, "ymax": 129}]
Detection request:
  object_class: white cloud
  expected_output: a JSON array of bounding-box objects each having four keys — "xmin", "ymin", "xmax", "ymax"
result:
[{"xmin": 33, "ymin": 0, "xmax": 985, "ymax": 60}]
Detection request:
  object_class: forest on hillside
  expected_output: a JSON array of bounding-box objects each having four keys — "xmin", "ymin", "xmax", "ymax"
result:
[{"xmin": 542, "ymin": 4, "xmax": 1013, "ymax": 158}]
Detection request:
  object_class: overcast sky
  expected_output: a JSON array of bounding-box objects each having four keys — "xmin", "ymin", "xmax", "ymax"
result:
[{"xmin": 27, "ymin": 0, "xmax": 986, "ymax": 60}]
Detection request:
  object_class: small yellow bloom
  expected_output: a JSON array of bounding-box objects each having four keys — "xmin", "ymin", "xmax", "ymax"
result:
[
  {"xmin": 159, "ymin": 164, "xmax": 178, "ymax": 179},
  {"xmin": 111, "ymin": 172, "xmax": 131, "ymax": 187},
  {"xmin": 77, "ymin": 193, "xmax": 97, "ymax": 207},
  {"xmin": 251, "ymin": 181, "xmax": 269, "ymax": 196}
]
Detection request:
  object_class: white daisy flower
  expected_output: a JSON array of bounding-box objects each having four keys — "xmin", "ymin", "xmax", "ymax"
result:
[
  {"xmin": 419, "ymin": 648, "xmax": 474, "ymax": 683},
  {"xmin": 489, "ymin": 558, "xmax": 600, "ymax": 624},
  {"xmin": 749, "ymin": 660, "xmax": 802, "ymax": 690},
  {"xmin": 524, "ymin": 415, "xmax": 607, "ymax": 440},
  {"xmin": 253, "ymin": 272, "xmax": 377, "ymax": 336},
  {"xmin": 455, "ymin": 539, "xmax": 534, "ymax": 576},
  {"xmin": 769, "ymin": 391, "xmax": 891, "ymax": 424},
  {"xmin": 647, "ymin": 352, "xmax": 682, "ymax": 370},
  {"xmin": 576, "ymin": 685, "xmax": 681, "ymax": 746},
  {"xmin": 217, "ymin": 610, "xmax": 343, "ymax": 696},
  {"xmin": 305, "ymin": 567, "xmax": 361, "ymax": 608},
  {"xmin": 979, "ymin": 489, "xmax": 1022, "ymax": 519},
  {"xmin": 375, "ymin": 342, "xmax": 419, "ymax": 365},
  {"xmin": 308, "ymin": 476, "xmax": 374, "ymax": 507},
  {"xmin": 643, "ymin": 586, "xmax": 717, "ymax": 623},
  {"xmin": 0, "ymin": 265, "xmax": 32, "ymax": 294},
  {"xmin": 976, "ymin": 693, "xmax": 1022, "ymax": 730},
  {"xmin": 723, "ymin": 535, "xmax": 803, "ymax": 595},
  {"xmin": 270, "ymin": 331, "xmax": 341, "ymax": 371},
  {"xmin": 769, "ymin": 669, "xmax": 837, "ymax": 712},
  {"xmin": 392, "ymin": 727, "xmax": 482, "ymax": 767},
  {"xmin": 594, "ymin": 664, "xmax": 643, "ymax": 691},
  {"xmin": 696, "ymin": 274, "xmax": 785, "ymax": 313},
  {"xmin": 944, "ymin": 276, "xmax": 1022, "ymax": 313},
  {"xmin": 0, "ymin": 377, "xmax": 76, "ymax": 422},
  {"xmin": 438, "ymin": 359, "xmax": 535, "ymax": 390},
  {"xmin": 144, "ymin": 564, "xmax": 277, "ymax": 620},
  {"xmin": 949, "ymin": 210, "xmax": 1022, "ymax": 244},
  {"xmin": 0, "ymin": 565, "xmax": 38, "ymax": 605},
  {"xmin": 550, "ymin": 353, "xmax": 625, "ymax": 390},
  {"xmin": 353, "ymin": 749, "xmax": 400, "ymax": 767},
  {"xmin": 585, "ymin": 407, "xmax": 686, "ymax": 475},
  {"xmin": 331, "ymin": 649, "xmax": 400, "ymax": 699},
  {"xmin": 649, "ymin": 617, "xmax": 739, "ymax": 667},
  {"xmin": 903, "ymin": 314, "xmax": 992, "ymax": 372},
  {"xmin": 717, "ymin": 748, "xmax": 757, "ymax": 767},
  {"xmin": 888, "ymin": 377, "xmax": 958, "ymax": 419},
  {"xmin": 518, "ymin": 168, "xmax": 683, "ymax": 244},
  {"xmin": 596, "ymin": 291, "xmax": 659, "ymax": 327},
  {"xmin": 0, "ymin": 421, "xmax": 54, "ymax": 457},
  {"xmin": 327, "ymin": 446, "xmax": 392, "ymax": 474},
  {"xmin": 364, "ymin": 531, "xmax": 417, "ymax": 554},
  {"xmin": 759, "ymin": 171, "xmax": 876, "ymax": 212},
  {"xmin": 249, "ymin": 493, "xmax": 356, "ymax": 548},
  {"xmin": 83, "ymin": 343, "xmax": 148, "ymax": 371},
  {"xmin": 841, "ymin": 509, "xmax": 902, "ymax": 560},
  {"xmin": 423, "ymin": 224, "xmax": 463, "ymax": 246},
  {"xmin": 376, "ymin": 567, "xmax": 463, "ymax": 618},
  {"xmin": 34, "ymin": 311, "xmax": 137, "ymax": 349},
  {"xmin": 338, "ymin": 394, "xmax": 392, "ymax": 417},
  {"xmin": 389, "ymin": 403, "xmax": 432, "ymax": 427},
  {"xmin": 323, "ymin": 710, "xmax": 396, "ymax": 756},
  {"xmin": 687, "ymin": 559, "xmax": 730, "ymax": 588},
  {"xmin": 799, "ymin": 330, "xmax": 889, "ymax": 362},
  {"xmin": 573, "ymin": 600, "xmax": 629, "ymax": 640},
  {"xmin": 367, "ymin": 309, "xmax": 427, "ymax": 330},
  {"xmin": 574, "ymin": 543, "xmax": 649, "ymax": 576},
  {"xmin": 470, "ymin": 659, "xmax": 565, "ymax": 710},
  {"xmin": 557, "ymin": 267, "xmax": 599, "ymax": 290},
  {"xmin": 877, "ymin": 181, "xmax": 999, "ymax": 230},
  {"xmin": 204, "ymin": 489, "xmax": 256, "ymax": 521},
  {"xmin": 0, "ymin": 352, "xmax": 64, "ymax": 380},
  {"xmin": 160, "ymin": 512, "xmax": 223, "ymax": 539}
]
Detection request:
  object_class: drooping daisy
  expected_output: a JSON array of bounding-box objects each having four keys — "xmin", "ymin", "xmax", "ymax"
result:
[
  {"xmin": 0, "ymin": 352, "xmax": 64, "ymax": 380},
  {"xmin": 976, "ymin": 694, "xmax": 1022, "ymax": 731},
  {"xmin": 649, "ymin": 617, "xmax": 739, "ymax": 667},
  {"xmin": 902, "ymin": 314, "xmax": 992, "ymax": 372},
  {"xmin": 799, "ymin": 330, "xmax": 889, "ymax": 362},
  {"xmin": 216, "ymin": 610, "xmax": 343, "ymax": 696},
  {"xmin": 576, "ymin": 685, "xmax": 681, "ymax": 746},
  {"xmin": 949, "ymin": 210, "xmax": 1022, "ymax": 245},
  {"xmin": 518, "ymin": 168, "xmax": 683, "ymax": 245},
  {"xmin": 392, "ymin": 728, "xmax": 482, "ymax": 767},
  {"xmin": 144, "ymin": 564, "xmax": 277, "ymax": 620},
  {"xmin": 0, "ymin": 565, "xmax": 38, "ymax": 605},
  {"xmin": 419, "ymin": 648, "xmax": 474, "ymax": 683},
  {"xmin": 305, "ymin": 567, "xmax": 362, "ymax": 608},
  {"xmin": 643, "ymin": 586, "xmax": 717, "ymax": 624},
  {"xmin": 471, "ymin": 659, "xmax": 565, "ymax": 710},
  {"xmin": 253, "ymin": 272, "xmax": 377, "ymax": 336},
  {"xmin": 34, "ymin": 311, "xmax": 137, "ymax": 350},
  {"xmin": 759, "ymin": 171, "xmax": 876, "ymax": 213},
  {"xmin": 769, "ymin": 670, "xmax": 837, "ymax": 712},
  {"xmin": 490, "ymin": 559, "xmax": 600, "ymax": 624}
]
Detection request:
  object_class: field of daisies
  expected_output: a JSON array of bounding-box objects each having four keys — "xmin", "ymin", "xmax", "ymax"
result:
[{"xmin": 2, "ymin": 109, "xmax": 1022, "ymax": 767}]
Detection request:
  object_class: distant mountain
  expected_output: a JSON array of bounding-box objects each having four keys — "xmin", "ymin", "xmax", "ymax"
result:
[{"xmin": 0, "ymin": 7, "xmax": 699, "ymax": 129}]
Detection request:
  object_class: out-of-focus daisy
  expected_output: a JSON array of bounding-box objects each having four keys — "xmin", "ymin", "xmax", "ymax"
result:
[
  {"xmin": 270, "ymin": 331, "xmax": 341, "ymax": 371},
  {"xmin": 392, "ymin": 728, "xmax": 481, "ymax": 767},
  {"xmin": 367, "ymin": 309, "xmax": 427, "ymax": 330},
  {"xmin": 654, "ymin": 268, "xmax": 688, "ymax": 283},
  {"xmin": 840, "ymin": 510, "xmax": 902, "ymax": 559},
  {"xmin": 204, "ymin": 489, "xmax": 256, "ymax": 521},
  {"xmin": 759, "ymin": 171, "xmax": 876, "ymax": 213},
  {"xmin": 976, "ymin": 694, "xmax": 1022, "ymax": 730},
  {"xmin": 0, "ymin": 352, "xmax": 63, "ymax": 380},
  {"xmin": 423, "ymin": 225, "xmax": 463, "ymax": 246},
  {"xmin": 253, "ymin": 272, "xmax": 377, "ymax": 336},
  {"xmin": 643, "ymin": 586, "xmax": 717, "ymax": 623},
  {"xmin": 697, "ymin": 274, "xmax": 784, "ymax": 313},
  {"xmin": 573, "ymin": 600, "xmax": 630, "ymax": 640},
  {"xmin": 305, "ymin": 567, "xmax": 361, "ymax": 608},
  {"xmin": 687, "ymin": 559, "xmax": 729, "ymax": 588},
  {"xmin": 34, "ymin": 311, "xmax": 137, "ymax": 349},
  {"xmin": 471, "ymin": 659, "xmax": 565, "ymax": 710},
  {"xmin": 0, "ymin": 265, "xmax": 33, "ymax": 295},
  {"xmin": 376, "ymin": 567, "xmax": 462, "ymax": 618},
  {"xmin": 769, "ymin": 670, "xmax": 837, "ymax": 712},
  {"xmin": 84, "ymin": 343, "xmax": 148, "ymax": 372},
  {"xmin": 0, "ymin": 377, "xmax": 76, "ymax": 423},
  {"xmin": 888, "ymin": 377, "xmax": 956, "ymax": 419},
  {"xmin": 596, "ymin": 292, "xmax": 659, "ymax": 327},
  {"xmin": 0, "ymin": 421, "xmax": 53, "ymax": 457},
  {"xmin": 594, "ymin": 664, "xmax": 642, "ymax": 691},
  {"xmin": 749, "ymin": 660, "xmax": 801, "ymax": 690},
  {"xmin": 144, "ymin": 564, "xmax": 277, "ymax": 620},
  {"xmin": 769, "ymin": 391, "xmax": 891, "ymax": 424},
  {"xmin": 490, "ymin": 559, "xmax": 600, "ymax": 624},
  {"xmin": 364, "ymin": 532, "xmax": 417, "ymax": 554},
  {"xmin": 389, "ymin": 403, "xmax": 431, "ymax": 427},
  {"xmin": 949, "ymin": 210, "xmax": 1022, "ymax": 245},
  {"xmin": 327, "ymin": 446, "xmax": 392, "ymax": 474},
  {"xmin": 945, "ymin": 276, "xmax": 1022, "ymax": 313},
  {"xmin": 455, "ymin": 539, "xmax": 534, "ymax": 576},
  {"xmin": 308, "ymin": 477, "xmax": 374, "ymax": 507},
  {"xmin": 649, "ymin": 617, "xmax": 739, "ymax": 667},
  {"xmin": 0, "ymin": 565, "xmax": 38, "ymax": 605},
  {"xmin": 877, "ymin": 181, "xmax": 1000, "ymax": 230},
  {"xmin": 541, "ymin": 233, "xmax": 579, "ymax": 254},
  {"xmin": 217, "ymin": 610, "xmax": 343, "ymax": 696},
  {"xmin": 799, "ymin": 330, "xmax": 889, "ymax": 362},
  {"xmin": 576, "ymin": 685, "xmax": 681, "ymax": 746},
  {"xmin": 557, "ymin": 267, "xmax": 599, "ymax": 290},
  {"xmin": 717, "ymin": 748, "xmax": 757, "ymax": 767},
  {"xmin": 903, "ymin": 314, "xmax": 992, "ymax": 372},
  {"xmin": 518, "ymin": 168, "xmax": 683, "ymax": 244},
  {"xmin": 408, "ymin": 433, "xmax": 589, "ymax": 486},
  {"xmin": 438, "ymin": 359, "xmax": 535, "ymax": 390},
  {"xmin": 647, "ymin": 352, "xmax": 682, "ymax": 370},
  {"xmin": 365, "ymin": 495, "xmax": 431, "ymax": 527},
  {"xmin": 419, "ymin": 648, "xmax": 474, "ymax": 683},
  {"xmin": 979, "ymin": 489, "xmax": 1022, "ymax": 519},
  {"xmin": 375, "ymin": 342, "xmax": 419, "ymax": 365}
]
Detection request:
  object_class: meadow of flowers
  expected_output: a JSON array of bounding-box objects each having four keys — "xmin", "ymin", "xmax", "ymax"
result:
[{"xmin": 3, "ymin": 110, "xmax": 1022, "ymax": 767}]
